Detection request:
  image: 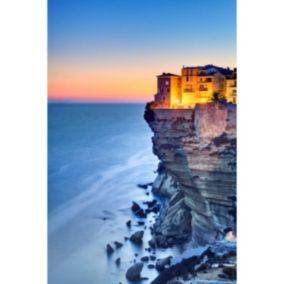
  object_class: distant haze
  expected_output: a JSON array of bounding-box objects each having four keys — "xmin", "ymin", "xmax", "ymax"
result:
[{"xmin": 48, "ymin": 0, "xmax": 236, "ymax": 102}]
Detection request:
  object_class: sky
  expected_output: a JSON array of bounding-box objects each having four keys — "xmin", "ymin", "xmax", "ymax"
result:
[{"xmin": 48, "ymin": 0, "xmax": 236, "ymax": 102}]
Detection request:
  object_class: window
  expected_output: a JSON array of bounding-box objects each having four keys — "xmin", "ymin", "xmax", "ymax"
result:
[{"xmin": 184, "ymin": 88, "xmax": 194, "ymax": 93}]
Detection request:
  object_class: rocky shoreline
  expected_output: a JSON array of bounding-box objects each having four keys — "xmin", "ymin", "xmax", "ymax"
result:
[
  {"xmin": 105, "ymin": 103, "xmax": 236, "ymax": 283},
  {"xmin": 105, "ymin": 181, "xmax": 236, "ymax": 284}
]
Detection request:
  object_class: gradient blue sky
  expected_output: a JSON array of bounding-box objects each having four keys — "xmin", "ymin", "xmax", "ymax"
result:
[{"xmin": 48, "ymin": 0, "xmax": 236, "ymax": 101}]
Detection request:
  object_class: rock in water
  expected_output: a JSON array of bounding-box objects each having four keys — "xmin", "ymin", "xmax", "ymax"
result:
[
  {"xmin": 126, "ymin": 220, "xmax": 131, "ymax": 228},
  {"xmin": 130, "ymin": 231, "xmax": 144, "ymax": 244},
  {"xmin": 131, "ymin": 202, "xmax": 147, "ymax": 218},
  {"xmin": 125, "ymin": 262, "xmax": 144, "ymax": 281},
  {"xmin": 114, "ymin": 241, "xmax": 123, "ymax": 249},
  {"xmin": 140, "ymin": 256, "xmax": 149, "ymax": 262},
  {"xmin": 106, "ymin": 244, "xmax": 114, "ymax": 255},
  {"xmin": 135, "ymin": 209, "xmax": 147, "ymax": 218},
  {"xmin": 155, "ymin": 256, "xmax": 172, "ymax": 271},
  {"xmin": 115, "ymin": 257, "xmax": 121, "ymax": 266},
  {"xmin": 137, "ymin": 183, "xmax": 148, "ymax": 189},
  {"xmin": 131, "ymin": 201, "xmax": 141, "ymax": 212}
]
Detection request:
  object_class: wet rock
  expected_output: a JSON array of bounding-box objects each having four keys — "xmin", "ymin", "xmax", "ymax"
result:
[
  {"xmin": 106, "ymin": 244, "xmax": 114, "ymax": 255},
  {"xmin": 148, "ymin": 238, "xmax": 156, "ymax": 248},
  {"xmin": 115, "ymin": 257, "xmax": 121, "ymax": 266},
  {"xmin": 137, "ymin": 221, "xmax": 145, "ymax": 226},
  {"xmin": 143, "ymin": 199, "xmax": 157, "ymax": 208},
  {"xmin": 124, "ymin": 236, "xmax": 129, "ymax": 241},
  {"xmin": 222, "ymin": 267, "xmax": 236, "ymax": 279},
  {"xmin": 131, "ymin": 201, "xmax": 141, "ymax": 212},
  {"xmin": 150, "ymin": 255, "xmax": 156, "ymax": 261},
  {"xmin": 126, "ymin": 220, "xmax": 131, "ymax": 228},
  {"xmin": 135, "ymin": 209, "xmax": 147, "ymax": 218},
  {"xmin": 131, "ymin": 202, "xmax": 148, "ymax": 218},
  {"xmin": 130, "ymin": 231, "xmax": 144, "ymax": 244},
  {"xmin": 145, "ymin": 208, "xmax": 151, "ymax": 214},
  {"xmin": 114, "ymin": 241, "xmax": 123, "ymax": 249},
  {"xmin": 140, "ymin": 256, "xmax": 149, "ymax": 262},
  {"xmin": 137, "ymin": 183, "xmax": 148, "ymax": 189},
  {"xmin": 151, "ymin": 204, "xmax": 160, "ymax": 214},
  {"xmin": 155, "ymin": 256, "xmax": 172, "ymax": 272},
  {"xmin": 147, "ymin": 264, "xmax": 155, "ymax": 269},
  {"xmin": 125, "ymin": 262, "xmax": 144, "ymax": 281}
]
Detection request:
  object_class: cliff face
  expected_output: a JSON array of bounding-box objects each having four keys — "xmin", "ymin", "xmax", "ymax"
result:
[{"xmin": 145, "ymin": 103, "xmax": 236, "ymax": 247}]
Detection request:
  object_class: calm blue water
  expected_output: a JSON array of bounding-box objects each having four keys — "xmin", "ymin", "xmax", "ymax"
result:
[
  {"xmin": 48, "ymin": 103, "xmax": 155, "ymax": 213},
  {"xmin": 48, "ymin": 103, "xmax": 174, "ymax": 284}
]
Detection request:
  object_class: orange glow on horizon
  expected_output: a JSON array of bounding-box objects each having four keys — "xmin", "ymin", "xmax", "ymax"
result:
[
  {"xmin": 48, "ymin": 63, "xmax": 156, "ymax": 102},
  {"xmin": 48, "ymin": 55, "xmax": 236, "ymax": 102}
]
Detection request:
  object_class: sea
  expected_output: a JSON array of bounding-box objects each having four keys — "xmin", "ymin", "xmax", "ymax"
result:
[{"xmin": 48, "ymin": 103, "xmax": 179, "ymax": 284}]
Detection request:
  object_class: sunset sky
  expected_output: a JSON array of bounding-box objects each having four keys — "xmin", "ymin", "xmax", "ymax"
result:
[{"xmin": 48, "ymin": 0, "xmax": 236, "ymax": 102}]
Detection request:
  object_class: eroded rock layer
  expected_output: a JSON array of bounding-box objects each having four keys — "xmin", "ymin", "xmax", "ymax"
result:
[{"xmin": 145, "ymin": 103, "xmax": 236, "ymax": 247}]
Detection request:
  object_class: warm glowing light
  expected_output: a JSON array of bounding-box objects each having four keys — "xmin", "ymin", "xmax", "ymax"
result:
[
  {"xmin": 153, "ymin": 66, "xmax": 237, "ymax": 109},
  {"xmin": 225, "ymin": 231, "xmax": 236, "ymax": 241}
]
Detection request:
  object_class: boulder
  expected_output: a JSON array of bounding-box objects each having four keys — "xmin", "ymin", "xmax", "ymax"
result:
[
  {"xmin": 131, "ymin": 201, "xmax": 141, "ymax": 212},
  {"xmin": 137, "ymin": 184, "xmax": 148, "ymax": 189},
  {"xmin": 140, "ymin": 256, "xmax": 149, "ymax": 262},
  {"xmin": 106, "ymin": 244, "xmax": 114, "ymax": 255},
  {"xmin": 115, "ymin": 257, "xmax": 121, "ymax": 266},
  {"xmin": 131, "ymin": 202, "xmax": 147, "ymax": 218},
  {"xmin": 114, "ymin": 241, "xmax": 123, "ymax": 249},
  {"xmin": 155, "ymin": 256, "xmax": 172, "ymax": 271},
  {"xmin": 125, "ymin": 262, "xmax": 144, "ymax": 281},
  {"xmin": 135, "ymin": 209, "xmax": 147, "ymax": 218},
  {"xmin": 130, "ymin": 231, "xmax": 144, "ymax": 244}
]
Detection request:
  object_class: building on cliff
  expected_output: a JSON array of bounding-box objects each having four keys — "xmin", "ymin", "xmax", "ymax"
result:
[{"xmin": 154, "ymin": 65, "xmax": 237, "ymax": 108}]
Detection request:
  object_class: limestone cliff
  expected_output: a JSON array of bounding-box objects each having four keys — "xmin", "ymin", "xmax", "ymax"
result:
[{"xmin": 144, "ymin": 103, "xmax": 236, "ymax": 247}]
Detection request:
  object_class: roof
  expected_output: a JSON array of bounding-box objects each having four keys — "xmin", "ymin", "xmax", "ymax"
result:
[
  {"xmin": 183, "ymin": 64, "xmax": 237, "ymax": 77},
  {"xmin": 157, "ymin": 72, "xmax": 180, "ymax": 77}
]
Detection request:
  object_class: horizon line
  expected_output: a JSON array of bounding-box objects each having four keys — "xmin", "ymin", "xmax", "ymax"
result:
[{"xmin": 48, "ymin": 99, "xmax": 149, "ymax": 104}]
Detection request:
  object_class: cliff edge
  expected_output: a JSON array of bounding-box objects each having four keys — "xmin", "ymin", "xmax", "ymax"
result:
[{"xmin": 144, "ymin": 103, "xmax": 236, "ymax": 247}]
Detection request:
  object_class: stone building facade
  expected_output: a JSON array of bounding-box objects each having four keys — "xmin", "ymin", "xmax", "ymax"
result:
[{"xmin": 154, "ymin": 65, "xmax": 237, "ymax": 108}]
